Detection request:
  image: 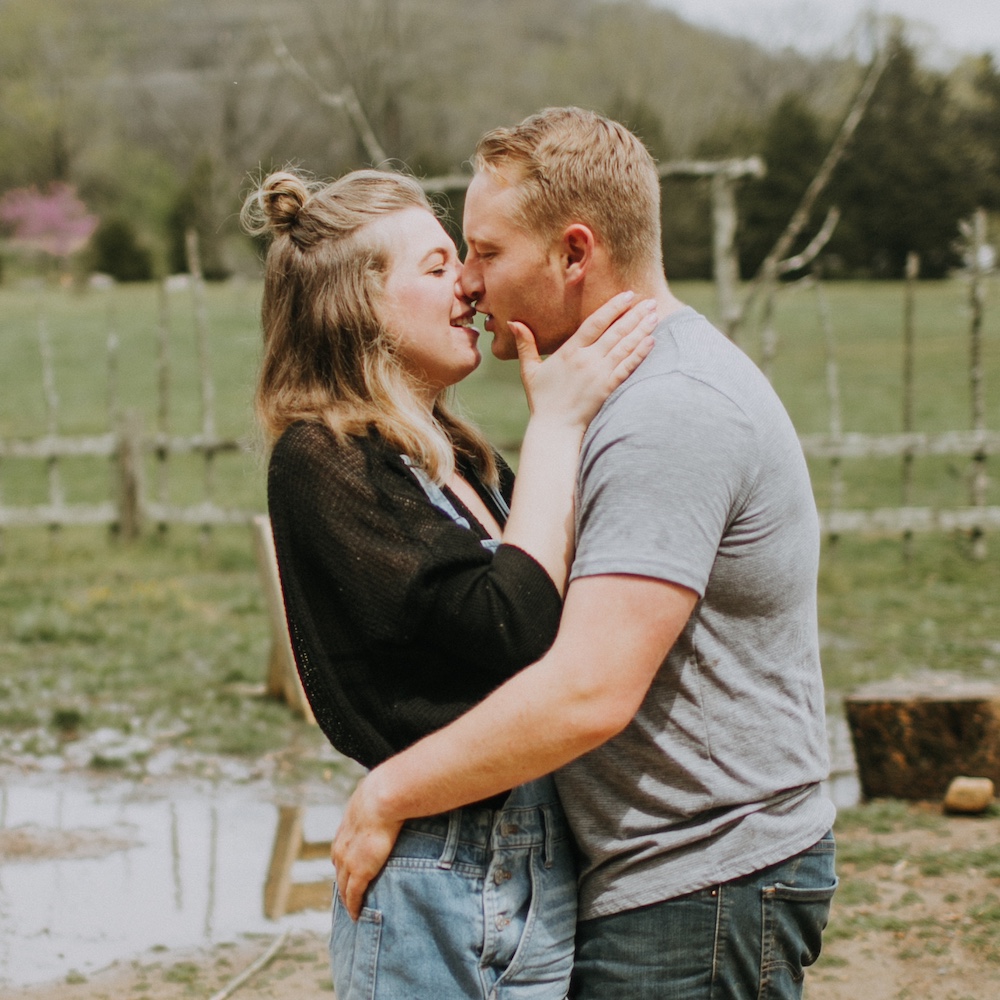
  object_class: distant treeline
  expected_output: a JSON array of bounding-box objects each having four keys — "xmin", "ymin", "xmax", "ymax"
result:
[{"xmin": 0, "ymin": 0, "xmax": 997, "ymax": 281}]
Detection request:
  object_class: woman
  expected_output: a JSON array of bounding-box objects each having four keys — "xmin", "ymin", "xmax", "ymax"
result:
[{"xmin": 241, "ymin": 167, "xmax": 655, "ymax": 1000}]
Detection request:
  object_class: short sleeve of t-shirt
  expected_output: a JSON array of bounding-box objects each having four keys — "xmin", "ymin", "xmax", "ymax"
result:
[{"xmin": 570, "ymin": 370, "xmax": 759, "ymax": 596}]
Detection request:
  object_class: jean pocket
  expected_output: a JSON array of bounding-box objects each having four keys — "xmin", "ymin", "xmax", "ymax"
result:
[
  {"xmin": 760, "ymin": 877, "xmax": 838, "ymax": 995},
  {"xmin": 331, "ymin": 897, "xmax": 383, "ymax": 1000}
]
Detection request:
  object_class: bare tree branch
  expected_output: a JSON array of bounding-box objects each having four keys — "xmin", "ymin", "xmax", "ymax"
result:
[
  {"xmin": 268, "ymin": 28, "xmax": 389, "ymax": 166},
  {"xmin": 777, "ymin": 206, "xmax": 841, "ymax": 275},
  {"xmin": 732, "ymin": 46, "xmax": 892, "ymax": 336},
  {"xmin": 659, "ymin": 157, "xmax": 765, "ymax": 181}
]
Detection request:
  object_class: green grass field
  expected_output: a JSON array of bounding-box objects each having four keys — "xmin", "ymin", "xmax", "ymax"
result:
[{"xmin": 1, "ymin": 277, "xmax": 998, "ymax": 772}]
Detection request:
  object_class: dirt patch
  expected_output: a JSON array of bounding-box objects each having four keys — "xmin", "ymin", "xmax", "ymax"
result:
[
  {"xmin": 5, "ymin": 803, "xmax": 1000, "ymax": 1000},
  {"xmin": 5, "ymin": 932, "xmax": 333, "ymax": 1000},
  {"xmin": 809, "ymin": 802, "xmax": 1000, "ymax": 1000}
]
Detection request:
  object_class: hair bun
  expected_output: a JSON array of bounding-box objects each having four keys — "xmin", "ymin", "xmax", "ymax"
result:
[
  {"xmin": 261, "ymin": 171, "xmax": 310, "ymax": 232},
  {"xmin": 241, "ymin": 169, "xmax": 313, "ymax": 238}
]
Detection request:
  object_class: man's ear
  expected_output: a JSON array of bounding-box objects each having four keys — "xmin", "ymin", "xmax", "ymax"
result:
[{"xmin": 560, "ymin": 224, "xmax": 596, "ymax": 285}]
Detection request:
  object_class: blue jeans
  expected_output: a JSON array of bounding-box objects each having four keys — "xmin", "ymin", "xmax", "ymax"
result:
[
  {"xmin": 330, "ymin": 777, "xmax": 577, "ymax": 1000},
  {"xmin": 571, "ymin": 831, "xmax": 837, "ymax": 1000}
]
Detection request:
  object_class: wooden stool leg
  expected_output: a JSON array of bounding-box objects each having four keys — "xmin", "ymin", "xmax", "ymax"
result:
[{"xmin": 251, "ymin": 515, "xmax": 316, "ymax": 724}]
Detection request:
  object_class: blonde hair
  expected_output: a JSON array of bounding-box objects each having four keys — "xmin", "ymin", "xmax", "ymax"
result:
[
  {"xmin": 242, "ymin": 168, "xmax": 497, "ymax": 486},
  {"xmin": 474, "ymin": 107, "xmax": 662, "ymax": 280}
]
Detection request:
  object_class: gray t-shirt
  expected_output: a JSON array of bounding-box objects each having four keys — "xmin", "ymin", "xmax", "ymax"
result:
[{"xmin": 557, "ymin": 307, "xmax": 835, "ymax": 920}]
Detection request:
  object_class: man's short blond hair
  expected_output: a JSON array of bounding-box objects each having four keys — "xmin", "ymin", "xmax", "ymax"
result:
[{"xmin": 473, "ymin": 107, "xmax": 662, "ymax": 280}]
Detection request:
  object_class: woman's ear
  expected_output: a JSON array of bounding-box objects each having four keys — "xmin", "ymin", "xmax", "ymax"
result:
[{"xmin": 560, "ymin": 224, "xmax": 596, "ymax": 285}]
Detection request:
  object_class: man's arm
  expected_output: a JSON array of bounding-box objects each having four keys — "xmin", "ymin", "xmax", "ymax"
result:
[{"xmin": 332, "ymin": 572, "xmax": 698, "ymax": 917}]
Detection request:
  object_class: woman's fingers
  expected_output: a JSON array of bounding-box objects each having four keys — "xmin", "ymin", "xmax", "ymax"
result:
[
  {"xmin": 591, "ymin": 298, "xmax": 658, "ymax": 357},
  {"xmin": 510, "ymin": 320, "xmax": 541, "ymax": 366},
  {"xmin": 605, "ymin": 309, "xmax": 658, "ymax": 364},
  {"xmin": 329, "ymin": 775, "xmax": 403, "ymax": 922},
  {"xmin": 340, "ymin": 872, "xmax": 366, "ymax": 922},
  {"xmin": 566, "ymin": 290, "xmax": 639, "ymax": 347},
  {"xmin": 613, "ymin": 330, "xmax": 656, "ymax": 380}
]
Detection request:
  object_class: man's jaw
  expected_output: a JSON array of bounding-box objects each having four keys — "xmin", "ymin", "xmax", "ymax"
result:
[{"xmin": 483, "ymin": 314, "xmax": 519, "ymax": 361}]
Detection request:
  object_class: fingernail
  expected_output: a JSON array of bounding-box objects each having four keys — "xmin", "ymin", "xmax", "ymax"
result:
[{"xmin": 622, "ymin": 290, "xmax": 636, "ymax": 301}]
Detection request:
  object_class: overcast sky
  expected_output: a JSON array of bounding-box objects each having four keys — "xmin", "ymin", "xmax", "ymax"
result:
[{"xmin": 658, "ymin": 1, "xmax": 1000, "ymax": 65}]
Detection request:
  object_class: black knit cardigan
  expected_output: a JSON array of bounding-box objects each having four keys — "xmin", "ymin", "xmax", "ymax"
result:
[{"xmin": 267, "ymin": 421, "xmax": 562, "ymax": 770}]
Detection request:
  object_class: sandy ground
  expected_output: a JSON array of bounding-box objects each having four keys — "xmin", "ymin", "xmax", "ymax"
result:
[{"xmin": 6, "ymin": 806, "xmax": 1000, "ymax": 1000}]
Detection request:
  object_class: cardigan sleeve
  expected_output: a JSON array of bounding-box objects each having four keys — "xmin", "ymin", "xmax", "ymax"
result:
[{"xmin": 268, "ymin": 422, "xmax": 562, "ymax": 685}]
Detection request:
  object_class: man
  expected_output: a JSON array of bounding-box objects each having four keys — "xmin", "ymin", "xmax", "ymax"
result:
[{"xmin": 334, "ymin": 107, "xmax": 836, "ymax": 999}]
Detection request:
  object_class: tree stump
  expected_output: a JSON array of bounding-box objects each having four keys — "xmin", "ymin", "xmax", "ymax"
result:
[{"xmin": 844, "ymin": 677, "xmax": 1000, "ymax": 801}]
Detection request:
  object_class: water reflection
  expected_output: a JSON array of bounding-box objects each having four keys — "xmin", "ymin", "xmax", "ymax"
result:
[
  {"xmin": 825, "ymin": 711, "xmax": 861, "ymax": 810},
  {"xmin": 263, "ymin": 805, "xmax": 334, "ymax": 919},
  {"xmin": 0, "ymin": 776, "xmax": 340, "ymax": 987},
  {"xmin": 0, "ymin": 717, "xmax": 860, "ymax": 989}
]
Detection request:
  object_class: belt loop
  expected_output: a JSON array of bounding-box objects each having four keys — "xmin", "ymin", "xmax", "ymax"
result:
[
  {"xmin": 438, "ymin": 809, "xmax": 462, "ymax": 870},
  {"xmin": 540, "ymin": 805, "xmax": 554, "ymax": 869}
]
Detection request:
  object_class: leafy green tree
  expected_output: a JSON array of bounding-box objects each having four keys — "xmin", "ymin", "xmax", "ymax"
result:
[
  {"xmin": 73, "ymin": 143, "xmax": 180, "ymax": 275},
  {"xmin": 0, "ymin": 0, "xmax": 124, "ymax": 190},
  {"xmin": 957, "ymin": 55, "xmax": 1000, "ymax": 211},
  {"xmin": 89, "ymin": 218, "xmax": 154, "ymax": 282},
  {"xmin": 606, "ymin": 95, "xmax": 672, "ymax": 163},
  {"xmin": 166, "ymin": 154, "xmax": 231, "ymax": 280},
  {"xmin": 659, "ymin": 115, "xmax": 763, "ymax": 282},
  {"xmin": 736, "ymin": 93, "xmax": 828, "ymax": 276},
  {"xmin": 827, "ymin": 37, "xmax": 978, "ymax": 278},
  {"xmin": 660, "ymin": 180, "xmax": 713, "ymax": 281}
]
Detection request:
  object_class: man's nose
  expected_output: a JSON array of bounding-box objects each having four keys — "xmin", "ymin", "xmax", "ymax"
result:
[{"xmin": 459, "ymin": 256, "xmax": 483, "ymax": 302}]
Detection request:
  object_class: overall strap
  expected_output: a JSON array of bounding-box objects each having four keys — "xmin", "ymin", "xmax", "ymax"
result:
[{"xmin": 401, "ymin": 455, "xmax": 503, "ymax": 552}]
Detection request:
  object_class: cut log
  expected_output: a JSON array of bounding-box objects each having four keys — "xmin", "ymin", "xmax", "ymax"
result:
[{"xmin": 844, "ymin": 677, "xmax": 1000, "ymax": 801}]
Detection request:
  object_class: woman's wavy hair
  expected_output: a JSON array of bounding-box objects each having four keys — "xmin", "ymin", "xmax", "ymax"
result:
[{"xmin": 241, "ymin": 168, "xmax": 497, "ymax": 485}]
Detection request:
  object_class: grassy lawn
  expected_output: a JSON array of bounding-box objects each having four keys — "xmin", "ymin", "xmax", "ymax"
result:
[{"xmin": 1, "ymin": 277, "xmax": 999, "ymax": 772}]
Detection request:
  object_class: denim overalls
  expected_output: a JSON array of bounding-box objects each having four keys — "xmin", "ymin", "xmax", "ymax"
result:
[{"xmin": 329, "ymin": 461, "xmax": 577, "ymax": 1000}]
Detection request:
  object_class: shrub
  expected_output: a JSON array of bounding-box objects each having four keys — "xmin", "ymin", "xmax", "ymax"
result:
[{"xmin": 89, "ymin": 217, "xmax": 154, "ymax": 282}]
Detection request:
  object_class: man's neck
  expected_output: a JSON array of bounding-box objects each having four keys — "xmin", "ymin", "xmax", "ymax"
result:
[{"xmin": 584, "ymin": 269, "xmax": 686, "ymax": 326}]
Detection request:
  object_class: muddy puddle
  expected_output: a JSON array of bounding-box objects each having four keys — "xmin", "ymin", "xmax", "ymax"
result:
[
  {"xmin": 0, "ymin": 714, "xmax": 859, "ymax": 989},
  {"xmin": 0, "ymin": 774, "xmax": 343, "ymax": 987}
]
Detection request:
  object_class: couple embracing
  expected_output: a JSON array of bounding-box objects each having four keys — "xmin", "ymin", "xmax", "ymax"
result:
[{"xmin": 244, "ymin": 106, "xmax": 836, "ymax": 1000}]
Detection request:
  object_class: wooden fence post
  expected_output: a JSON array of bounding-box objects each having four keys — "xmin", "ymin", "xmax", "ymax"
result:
[
  {"xmin": 815, "ymin": 276, "xmax": 843, "ymax": 545},
  {"xmin": 115, "ymin": 410, "xmax": 144, "ymax": 541},
  {"xmin": 710, "ymin": 171, "xmax": 741, "ymax": 336},
  {"xmin": 38, "ymin": 310, "xmax": 64, "ymax": 540},
  {"xmin": 186, "ymin": 228, "xmax": 217, "ymax": 542},
  {"xmin": 758, "ymin": 260, "xmax": 779, "ymax": 381},
  {"xmin": 155, "ymin": 279, "xmax": 172, "ymax": 535},
  {"xmin": 901, "ymin": 252, "xmax": 920, "ymax": 558},
  {"xmin": 966, "ymin": 209, "xmax": 989, "ymax": 559},
  {"xmin": 251, "ymin": 514, "xmax": 316, "ymax": 723}
]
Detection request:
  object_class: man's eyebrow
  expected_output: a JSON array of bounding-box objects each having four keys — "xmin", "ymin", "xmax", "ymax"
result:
[{"xmin": 465, "ymin": 235, "xmax": 497, "ymax": 251}]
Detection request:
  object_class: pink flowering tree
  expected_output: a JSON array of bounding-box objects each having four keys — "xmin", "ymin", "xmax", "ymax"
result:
[{"xmin": 0, "ymin": 183, "xmax": 98, "ymax": 271}]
